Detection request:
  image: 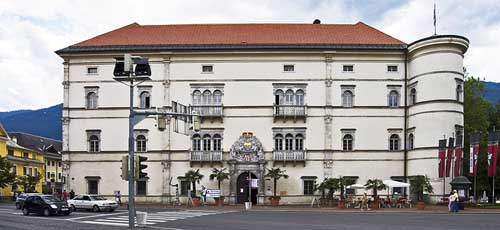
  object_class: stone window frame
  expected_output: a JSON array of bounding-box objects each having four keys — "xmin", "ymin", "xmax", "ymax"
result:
[
  {"xmin": 341, "ymin": 85, "xmax": 356, "ymax": 108},
  {"xmin": 341, "ymin": 129, "xmax": 356, "ymax": 151},
  {"xmin": 86, "ymin": 66, "xmax": 98, "ymax": 75},
  {"xmin": 408, "ymin": 82, "xmax": 418, "ymax": 105},
  {"xmin": 84, "ymin": 86, "xmax": 99, "ymax": 109},
  {"xmin": 301, "ymin": 176, "xmax": 317, "ymax": 195},
  {"xmin": 342, "ymin": 64, "xmax": 355, "ymax": 73},
  {"xmin": 273, "ymin": 83, "xmax": 307, "ymax": 106},
  {"xmin": 190, "ymin": 84, "xmax": 225, "ymax": 106},
  {"xmin": 191, "ymin": 129, "xmax": 224, "ymax": 152},
  {"xmin": 86, "ymin": 129, "xmax": 101, "ymax": 153},
  {"xmin": 387, "ymin": 85, "xmax": 402, "ymax": 108},
  {"xmin": 455, "ymin": 79, "xmax": 464, "ymax": 102},
  {"xmin": 177, "ymin": 177, "xmax": 191, "ymax": 196},
  {"xmin": 137, "ymin": 86, "xmax": 152, "ymax": 109},
  {"xmin": 407, "ymin": 127, "xmax": 415, "ymax": 150},
  {"xmin": 272, "ymin": 127, "xmax": 306, "ymax": 151},
  {"xmin": 136, "ymin": 179, "xmax": 148, "ymax": 196},
  {"xmin": 134, "ymin": 129, "xmax": 149, "ymax": 153},
  {"xmin": 201, "ymin": 64, "xmax": 214, "ymax": 73},
  {"xmin": 455, "ymin": 125, "xmax": 464, "ymax": 147},
  {"xmin": 388, "ymin": 129, "xmax": 403, "ymax": 151},
  {"xmin": 283, "ymin": 64, "xmax": 295, "ymax": 73},
  {"xmin": 387, "ymin": 65, "xmax": 399, "ymax": 73}
]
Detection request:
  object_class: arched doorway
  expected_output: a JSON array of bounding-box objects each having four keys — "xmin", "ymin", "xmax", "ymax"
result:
[{"xmin": 236, "ymin": 172, "xmax": 258, "ymax": 204}]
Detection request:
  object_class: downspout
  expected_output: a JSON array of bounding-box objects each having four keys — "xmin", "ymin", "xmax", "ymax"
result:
[{"xmin": 404, "ymin": 49, "xmax": 408, "ymax": 186}]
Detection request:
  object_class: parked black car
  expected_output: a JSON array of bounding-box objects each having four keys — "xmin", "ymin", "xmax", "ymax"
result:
[
  {"xmin": 22, "ymin": 195, "xmax": 71, "ymax": 216},
  {"xmin": 15, "ymin": 193, "xmax": 41, "ymax": 209}
]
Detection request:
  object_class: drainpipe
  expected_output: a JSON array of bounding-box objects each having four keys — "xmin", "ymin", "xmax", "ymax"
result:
[{"xmin": 404, "ymin": 49, "xmax": 409, "ymax": 186}]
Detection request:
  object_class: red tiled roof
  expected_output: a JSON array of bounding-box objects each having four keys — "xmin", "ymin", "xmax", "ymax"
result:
[{"xmin": 72, "ymin": 22, "xmax": 405, "ymax": 47}]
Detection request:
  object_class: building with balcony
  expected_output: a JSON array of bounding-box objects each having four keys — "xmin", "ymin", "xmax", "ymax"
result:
[{"xmin": 56, "ymin": 21, "xmax": 467, "ymax": 204}]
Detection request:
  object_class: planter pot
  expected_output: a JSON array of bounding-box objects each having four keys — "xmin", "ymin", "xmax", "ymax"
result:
[
  {"xmin": 269, "ymin": 197, "xmax": 280, "ymax": 206},
  {"xmin": 192, "ymin": 197, "xmax": 201, "ymax": 207},
  {"xmin": 371, "ymin": 200, "xmax": 380, "ymax": 209},
  {"xmin": 319, "ymin": 198, "xmax": 329, "ymax": 206},
  {"xmin": 215, "ymin": 197, "xmax": 225, "ymax": 206},
  {"xmin": 416, "ymin": 201, "xmax": 426, "ymax": 210},
  {"xmin": 338, "ymin": 200, "xmax": 346, "ymax": 209}
]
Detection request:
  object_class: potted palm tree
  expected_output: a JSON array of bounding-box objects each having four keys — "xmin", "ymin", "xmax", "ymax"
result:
[
  {"xmin": 336, "ymin": 177, "xmax": 355, "ymax": 209},
  {"xmin": 315, "ymin": 179, "xmax": 329, "ymax": 206},
  {"xmin": 409, "ymin": 175, "xmax": 433, "ymax": 210},
  {"xmin": 184, "ymin": 169, "xmax": 204, "ymax": 206},
  {"xmin": 364, "ymin": 179, "xmax": 386, "ymax": 209},
  {"xmin": 265, "ymin": 168, "xmax": 289, "ymax": 206},
  {"xmin": 209, "ymin": 168, "xmax": 229, "ymax": 206}
]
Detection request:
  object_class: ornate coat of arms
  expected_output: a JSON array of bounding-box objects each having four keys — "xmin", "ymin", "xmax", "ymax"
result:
[{"xmin": 229, "ymin": 132, "xmax": 264, "ymax": 162}]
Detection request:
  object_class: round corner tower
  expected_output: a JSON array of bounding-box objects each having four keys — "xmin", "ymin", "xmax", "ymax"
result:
[{"xmin": 406, "ymin": 35, "xmax": 469, "ymax": 197}]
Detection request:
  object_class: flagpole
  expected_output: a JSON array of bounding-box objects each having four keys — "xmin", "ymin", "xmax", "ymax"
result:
[
  {"xmin": 493, "ymin": 127, "xmax": 496, "ymax": 204},
  {"xmin": 433, "ymin": 3, "xmax": 437, "ymax": 35},
  {"xmin": 443, "ymin": 135, "xmax": 446, "ymax": 199}
]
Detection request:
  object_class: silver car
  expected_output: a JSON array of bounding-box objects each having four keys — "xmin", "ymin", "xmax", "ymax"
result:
[{"xmin": 67, "ymin": 194, "xmax": 118, "ymax": 212}]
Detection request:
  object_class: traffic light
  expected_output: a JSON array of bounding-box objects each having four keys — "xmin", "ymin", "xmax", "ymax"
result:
[
  {"xmin": 113, "ymin": 54, "xmax": 151, "ymax": 80},
  {"xmin": 120, "ymin": 155, "xmax": 129, "ymax": 181},
  {"xmin": 133, "ymin": 57, "xmax": 151, "ymax": 76},
  {"xmin": 134, "ymin": 155, "xmax": 148, "ymax": 180}
]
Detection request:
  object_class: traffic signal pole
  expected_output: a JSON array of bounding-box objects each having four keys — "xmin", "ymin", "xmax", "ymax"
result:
[{"xmin": 128, "ymin": 77, "xmax": 135, "ymax": 228}]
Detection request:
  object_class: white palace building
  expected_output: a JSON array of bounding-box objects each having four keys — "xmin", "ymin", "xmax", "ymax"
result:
[{"xmin": 56, "ymin": 21, "xmax": 468, "ymax": 204}]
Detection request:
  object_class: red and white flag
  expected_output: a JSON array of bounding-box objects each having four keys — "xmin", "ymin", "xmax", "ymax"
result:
[
  {"xmin": 487, "ymin": 132, "xmax": 499, "ymax": 177},
  {"xmin": 445, "ymin": 137, "xmax": 454, "ymax": 177},
  {"xmin": 438, "ymin": 139, "xmax": 447, "ymax": 178},
  {"xmin": 469, "ymin": 133, "xmax": 480, "ymax": 176},
  {"xmin": 454, "ymin": 145, "xmax": 462, "ymax": 177}
]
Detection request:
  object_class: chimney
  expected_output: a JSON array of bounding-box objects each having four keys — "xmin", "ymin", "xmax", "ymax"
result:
[{"xmin": 313, "ymin": 19, "xmax": 321, "ymax": 24}]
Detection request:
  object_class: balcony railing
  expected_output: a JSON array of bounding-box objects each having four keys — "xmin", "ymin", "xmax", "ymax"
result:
[
  {"xmin": 191, "ymin": 105, "xmax": 223, "ymax": 117},
  {"xmin": 189, "ymin": 151, "xmax": 223, "ymax": 162},
  {"xmin": 273, "ymin": 150, "xmax": 306, "ymax": 166},
  {"xmin": 273, "ymin": 104, "xmax": 307, "ymax": 119}
]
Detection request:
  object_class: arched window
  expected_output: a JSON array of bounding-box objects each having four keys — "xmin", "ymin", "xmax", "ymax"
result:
[
  {"xmin": 274, "ymin": 134, "xmax": 283, "ymax": 151},
  {"xmin": 275, "ymin": 90, "xmax": 284, "ymax": 105},
  {"xmin": 456, "ymin": 85, "xmax": 463, "ymax": 102},
  {"xmin": 86, "ymin": 92, "xmax": 98, "ymax": 109},
  {"xmin": 203, "ymin": 134, "xmax": 211, "ymax": 151},
  {"xmin": 389, "ymin": 134, "xmax": 400, "ymax": 151},
  {"xmin": 343, "ymin": 134, "xmax": 353, "ymax": 151},
  {"xmin": 213, "ymin": 134, "xmax": 222, "ymax": 151},
  {"xmin": 295, "ymin": 90, "xmax": 304, "ymax": 106},
  {"xmin": 342, "ymin": 90, "xmax": 353, "ymax": 107},
  {"xmin": 89, "ymin": 135, "xmax": 100, "ymax": 152},
  {"xmin": 192, "ymin": 90, "xmax": 201, "ymax": 105},
  {"xmin": 285, "ymin": 134, "xmax": 294, "ymax": 150},
  {"xmin": 409, "ymin": 88, "xmax": 417, "ymax": 105},
  {"xmin": 136, "ymin": 135, "xmax": 147, "ymax": 152},
  {"xmin": 408, "ymin": 133, "xmax": 414, "ymax": 150},
  {"xmin": 388, "ymin": 90, "xmax": 399, "ymax": 107},
  {"xmin": 192, "ymin": 134, "xmax": 201, "ymax": 151},
  {"xmin": 213, "ymin": 90, "xmax": 222, "ymax": 105},
  {"xmin": 295, "ymin": 134, "xmax": 304, "ymax": 150},
  {"xmin": 285, "ymin": 90, "xmax": 294, "ymax": 105},
  {"xmin": 139, "ymin": 91, "xmax": 151, "ymax": 109},
  {"xmin": 202, "ymin": 90, "xmax": 212, "ymax": 105}
]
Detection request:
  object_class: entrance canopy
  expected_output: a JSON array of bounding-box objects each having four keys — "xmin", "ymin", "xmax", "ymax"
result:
[{"xmin": 382, "ymin": 180, "xmax": 410, "ymax": 188}]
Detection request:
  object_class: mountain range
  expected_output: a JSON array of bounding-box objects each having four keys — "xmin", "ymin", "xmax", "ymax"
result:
[{"xmin": 1, "ymin": 81, "xmax": 499, "ymax": 141}]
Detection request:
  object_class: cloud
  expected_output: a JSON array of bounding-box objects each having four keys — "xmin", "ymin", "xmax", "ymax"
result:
[{"xmin": 0, "ymin": 0, "xmax": 499, "ymax": 111}]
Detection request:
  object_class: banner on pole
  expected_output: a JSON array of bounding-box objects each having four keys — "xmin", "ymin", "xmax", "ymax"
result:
[
  {"xmin": 469, "ymin": 133, "xmax": 480, "ymax": 176},
  {"xmin": 438, "ymin": 139, "xmax": 447, "ymax": 178},
  {"xmin": 445, "ymin": 137, "xmax": 454, "ymax": 177},
  {"xmin": 487, "ymin": 132, "xmax": 499, "ymax": 177},
  {"xmin": 454, "ymin": 137, "xmax": 463, "ymax": 177}
]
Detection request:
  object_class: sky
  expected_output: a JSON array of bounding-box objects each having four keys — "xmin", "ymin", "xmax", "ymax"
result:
[{"xmin": 0, "ymin": 0, "xmax": 499, "ymax": 111}]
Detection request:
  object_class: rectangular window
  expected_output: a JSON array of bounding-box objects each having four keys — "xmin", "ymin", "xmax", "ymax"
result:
[
  {"xmin": 388, "ymin": 65, "xmax": 398, "ymax": 72},
  {"xmin": 283, "ymin": 64, "xmax": 295, "ymax": 72},
  {"xmin": 180, "ymin": 180, "xmax": 190, "ymax": 196},
  {"xmin": 23, "ymin": 152, "xmax": 28, "ymax": 158},
  {"xmin": 58, "ymin": 162, "xmax": 62, "ymax": 167},
  {"xmin": 202, "ymin": 65, "xmax": 213, "ymax": 73},
  {"xmin": 137, "ymin": 181, "xmax": 147, "ymax": 195},
  {"xmin": 343, "ymin": 65, "xmax": 354, "ymax": 72},
  {"xmin": 12, "ymin": 165, "xmax": 16, "ymax": 176},
  {"xmin": 23, "ymin": 167, "xmax": 27, "ymax": 175},
  {"xmin": 87, "ymin": 67, "xmax": 98, "ymax": 75},
  {"xmin": 7, "ymin": 149, "xmax": 13, "ymax": 156},
  {"xmin": 34, "ymin": 168, "xmax": 38, "ymax": 177},
  {"xmin": 47, "ymin": 172, "xmax": 51, "ymax": 180},
  {"xmin": 28, "ymin": 168, "xmax": 32, "ymax": 176},
  {"xmin": 303, "ymin": 180, "xmax": 315, "ymax": 195},
  {"xmin": 88, "ymin": 180, "xmax": 98, "ymax": 194},
  {"xmin": 58, "ymin": 173, "xmax": 62, "ymax": 180}
]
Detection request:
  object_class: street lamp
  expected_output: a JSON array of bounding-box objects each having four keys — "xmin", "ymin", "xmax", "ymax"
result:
[{"xmin": 113, "ymin": 54, "xmax": 151, "ymax": 228}]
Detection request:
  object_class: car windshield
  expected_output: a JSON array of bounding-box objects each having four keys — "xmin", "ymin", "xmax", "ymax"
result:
[
  {"xmin": 42, "ymin": 196, "xmax": 61, "ymax": 202},
  {"xmin": 90, "ymin": 195, "xmax": 107, "ymax": 200}
]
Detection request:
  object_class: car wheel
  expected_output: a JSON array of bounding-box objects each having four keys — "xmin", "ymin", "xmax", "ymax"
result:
[
  {"xmin": 92, "ymin": 205, "xmax": 100, "ymax": 212},
  {"xmin": 70, "ymin": 204, "xmax": 76, "ymax": 212},
  {"xmin": 22, "ymin": 207, "xmax": 29, "ymax": 216},
  {"xmin": 43, "ymin": 208, "xmax": 50, "ymax": 217},
  {"xmin": 64, "ymin": 211, "xmax": 70, "ymax": 216},
  {"xmin": 109, "ymin": 208, "xmax": 115, "ymax": 212}
]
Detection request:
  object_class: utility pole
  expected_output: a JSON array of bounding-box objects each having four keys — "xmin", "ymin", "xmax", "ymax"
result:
[{"xmin": 127, "ymin": 76, "xmax": 135, "ymax": 228}]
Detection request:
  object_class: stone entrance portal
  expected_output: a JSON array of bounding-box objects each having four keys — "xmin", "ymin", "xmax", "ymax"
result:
[{"xmin": 228, "ymin": 132, "xmax": 267, "ymax": 205}]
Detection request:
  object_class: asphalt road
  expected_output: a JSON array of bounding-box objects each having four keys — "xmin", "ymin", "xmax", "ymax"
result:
[{"xmin": 1, "ymin": 202, "xmax": 500, "ymax": 230}]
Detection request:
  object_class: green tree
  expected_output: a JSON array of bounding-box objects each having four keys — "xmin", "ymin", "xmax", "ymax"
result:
[
  {"xmin": 364, "ymin": 179, "xmax": 387, "ymax": 199},
  {"xmin": 0, "ymin": 156, "xmax": 16, "ymax": 189},
  {"xmin": 209, "ymin": 168, "xmax": 229, "ymax": 190},
  {"xmin": 265, "ymin": 168, "xmax": 289, "ymax": 197},
  {"xmin": 409, "ymin": 175, "xmax": 433, "ymax": 201},
  {"xmin": 15, "ymin": 174, "xmax": 42, "ymax": 193},
  {"xmin": 184, "ymin": 169, "xmax": 204, "ymax": 198}
]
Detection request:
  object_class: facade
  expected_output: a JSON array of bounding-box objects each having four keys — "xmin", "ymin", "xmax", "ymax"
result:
[
  {"xmin": 8, "ymin": 133, "xmax": 63, "ymax": 193},
  {"xmin": 56, "ymin": 22, "xmax": 468, "ymax": 204},
  {"xmin": 0, "ymin": 124, "xmax": 45, "ymax": 198}
]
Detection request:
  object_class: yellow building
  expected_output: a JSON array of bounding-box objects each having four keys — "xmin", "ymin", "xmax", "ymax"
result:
[{"xmin": 0, "ymin": 123, "xmax": 44, "ymax": 199}]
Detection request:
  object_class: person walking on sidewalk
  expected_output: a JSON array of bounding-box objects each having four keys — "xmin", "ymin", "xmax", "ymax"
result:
[
  {"xmin": 69, "ymin": 189, "xmax": 75, "ymax": 200},
  {"xmin": 115, "ymin": 191, "xmax": 122, "ymax": 206},
  {"xmin": 448, "ymin": 191, "xmax": 454, "ymax": 212},
  {"xmin": 62, "ymin": 190, "xmax": 68, "ymax": 201},
  {"xmin": 452, "ymin": 190, "xmax": 459, "ymax": 212},
  {"xmin": 361, "ymin": 193, "xmax": 370, "ymax": 211},
  {"xmin": 201, "ymin": 186, "xmax": 208, "ymax": 206}
]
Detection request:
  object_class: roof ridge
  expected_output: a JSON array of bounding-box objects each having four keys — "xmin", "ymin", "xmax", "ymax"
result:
[
  {"xmin": 72, "ymin": 22, "xmax": 141, "ymax": 47},
  {"xmin": 9, "ymin": 132, "xmax": 62, "ymax": 142},
  {"xmin": 140, "ymin": 22, "xmax": 359, "ymax": 26},
  {"xmin": 354, "ymin": 21, "xmax": 406, "ymax": 45}
]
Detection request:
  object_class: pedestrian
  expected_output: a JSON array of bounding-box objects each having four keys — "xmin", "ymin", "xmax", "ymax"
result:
[
  {"xmin": 452, "ymin": 190, "xmax": 459, "ymax": 212},
  {"xmin": 53, "ymin": 190, "xmax": 59, "ymax": 199},
  {"xmin": 62, "ymin": 190, "xmax": 68, "ymax": 201},
  {"xmin": 201, "ymin": 186, "xmax": 207, "ymax": 206},
  {"xmin": 69, "ymin": 189, "xmax": 75, "ymax": 199},
  {"xmin": 448, "ymin": 191, "xmax": 454, "ymax": 212},
  {"xmin": 361, "ymin": 193, "xmax": 370, "ymax": 211},
  {"xmin": 115, "ymin": 191, "xmax": 122, "ymax": 205}
]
